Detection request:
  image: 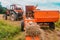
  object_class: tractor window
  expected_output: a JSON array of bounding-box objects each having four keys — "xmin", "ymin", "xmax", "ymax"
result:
[
  {"xmin": 10, "ymin": 6, "xmax": 15, "ymax": 10},
  {"xmin": 16, "ymin": 8, "xmax": 21, "ymax": 10},
  {"xmin": 26, "ymin": 11, "xmax": 34, "ymax": 19}
]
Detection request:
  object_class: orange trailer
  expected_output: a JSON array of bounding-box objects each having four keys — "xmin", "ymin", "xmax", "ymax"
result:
[
  {"xmin": 20, "ymin": 5, "xmax": 59, "ymax": 40},
  {"xmin": 26, "ymin": 36, "xmax": 40, "ymax": 40},
  {"xmin": 34, "ymin": 10, "xmax": 59, "ymax": 22}
]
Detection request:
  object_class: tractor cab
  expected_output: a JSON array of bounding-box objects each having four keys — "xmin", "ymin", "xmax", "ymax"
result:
[
  {"xmin": 3, "ymin": 4, "xmax": 23, "ymax": 21},
  {"xmin": 10, "ymin": 4, "xmax": 23, "ymax": 13},
  {"xmin": 10, "ymin": 4, "xmax": 22, "ymax": 10}
]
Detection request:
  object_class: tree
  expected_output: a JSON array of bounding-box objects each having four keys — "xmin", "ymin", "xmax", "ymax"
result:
[{"xmin": 0, "ymin": 4, "xmax": 7, "ymax": 14}]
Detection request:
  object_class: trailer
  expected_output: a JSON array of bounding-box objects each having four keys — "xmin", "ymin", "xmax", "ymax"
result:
[{"xmin": 21, "ymin": 5, "xmax": 59, "ymax": 40}]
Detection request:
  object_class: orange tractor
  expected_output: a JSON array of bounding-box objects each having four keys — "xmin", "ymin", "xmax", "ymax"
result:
[
  {"xmin": 21, "ymin": 5, "xmax": 59, "ymax": 40},
  {"xmin": 3, "ymin": 4, "xmax": 23, "ymax": 21}
]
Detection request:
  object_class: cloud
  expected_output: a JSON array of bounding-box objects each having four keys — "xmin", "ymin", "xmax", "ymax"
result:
[
  {"xmin": 1, "ymin": 0, "xmax": 60, "ymax": 6},
  {"xmin": 0, "ymin": 0, "xmax": 60, "ymax": 10},
  {"xmin": 49, "ymin": 0, "xmax": 60, "ymax": 2}
]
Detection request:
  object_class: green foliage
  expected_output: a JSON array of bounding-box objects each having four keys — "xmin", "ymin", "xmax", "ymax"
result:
[
  {"xmin": 0, "ymin": 20, "xmax": 20, "ymax": 40},
  {"xmin": 0, "ymin": 4, "xmax": 7, "ymax": 14}
]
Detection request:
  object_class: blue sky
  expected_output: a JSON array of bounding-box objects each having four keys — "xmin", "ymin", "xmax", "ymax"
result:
[{"xmin": 0, "ymin": 0, "xmax": 60, "ymax": 10}]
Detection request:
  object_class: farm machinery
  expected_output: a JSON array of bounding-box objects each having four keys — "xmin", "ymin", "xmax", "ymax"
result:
[
  {"xmin": 20, "ymin": 5, "xmax": 59, "ymax": 40},
  {"xmin": 3, "ymin": 4, "xmax": 23, "ymax": 21}
]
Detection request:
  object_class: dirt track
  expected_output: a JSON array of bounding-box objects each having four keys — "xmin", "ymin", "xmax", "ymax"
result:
[
  {"xmin": 0, "ymin": 14, "xmax": 3, "ymax": 20},
  {"xmin": 0, "ymin": 14, "xmax": 20, "ymax": 26},
  {"xmin": 0, "ymin": 14, "xmax": 60, "ymax": 26}
]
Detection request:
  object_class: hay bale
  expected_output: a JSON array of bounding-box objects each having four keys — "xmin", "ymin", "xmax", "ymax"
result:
[
  {"xmin": 25, "ymin": 23, "xmax": 41, "ymax": 37},
  {"xmin": 25, "ymin": 26, "xmax": 41, "ymax": 37},
  {"xmin": 25, "ymin": 23, "xmax": 45, "ymax": 40}
]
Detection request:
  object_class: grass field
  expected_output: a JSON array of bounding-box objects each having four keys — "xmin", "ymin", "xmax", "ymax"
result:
[
  {"xmin": 0, "ymin": 14, "xmax": 60, "ymax": 40},
  {"xmin": 0, "ymin": 14, "xmax": 25, "ymax": 40},
  {"xmin": 0, "ymin": 20, "xmax": 21, "ymax": 40}
]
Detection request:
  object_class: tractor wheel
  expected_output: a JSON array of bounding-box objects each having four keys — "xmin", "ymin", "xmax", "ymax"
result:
[
  {"xmin": 10, "ymin": 13, "xmax": 18, "ymax": 21},
  {"xmin": 49, "ymin": 22, "xmax": 55, "ymax": 30},
  {"xmin": 21, "ymin": 21, "xmax": 24, "ymax": 31},
  {"xmin": 3, "ymin": 14, "xmax": 7, "ymax": 20}
]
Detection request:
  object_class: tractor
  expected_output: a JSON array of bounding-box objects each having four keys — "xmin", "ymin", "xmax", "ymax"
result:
[
  {"xmin": 21, "ymin": 5, "xmax": 59, "ymax": 40},
  {"xmin": 3, "ymin": 4, "xmax": 23, "ymax": 21}
]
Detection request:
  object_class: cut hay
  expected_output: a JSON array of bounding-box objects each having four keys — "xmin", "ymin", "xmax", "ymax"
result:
[
  {"xmin": 25, "ymin": 23, "xmax": 46, "ymax": 40},
  {"xmin": 25, "ymin": 23, "xmax": 42, "ymax": 37},
  {"xmin": 25, "ymin": 26, "xmax": 41, "ymax": 37}
]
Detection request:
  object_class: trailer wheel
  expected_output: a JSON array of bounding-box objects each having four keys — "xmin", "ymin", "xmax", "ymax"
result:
[
  {"xmin": 49, "ymin": 22, "xmax": 55, "ymax": 30},
  {"xmin": 3, "ymin": 14, "xmax": 7, "ymax": 20},
  {"xmin": 10, "ymin": 13, "xmax": 18, "ymax": 21},
  {"xmin": 21, "ymin": 21, "xmax": 24, "ymax": 31}
]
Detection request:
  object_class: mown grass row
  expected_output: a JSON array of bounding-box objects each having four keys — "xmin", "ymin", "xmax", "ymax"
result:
[{"xmin": 0, "ymin": 20, "xmax": 20, "ymax": 40}]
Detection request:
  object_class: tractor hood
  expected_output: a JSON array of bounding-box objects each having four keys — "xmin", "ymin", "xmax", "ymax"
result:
[{"xmin": 14, "ymin": 10, "xmax": 23, "ymax": 13}]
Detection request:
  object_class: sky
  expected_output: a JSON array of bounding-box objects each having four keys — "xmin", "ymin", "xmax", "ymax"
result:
[{"xmin": 0, "ymin": 0, "xmax": 60, "ymax": 10}]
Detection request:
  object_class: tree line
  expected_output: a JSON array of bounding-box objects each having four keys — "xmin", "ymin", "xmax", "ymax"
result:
[{"xmin": 0, "ymin": 4, "xmax": 7, "ymax": 14}]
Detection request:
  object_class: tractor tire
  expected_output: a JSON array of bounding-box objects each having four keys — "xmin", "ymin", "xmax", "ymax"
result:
[
  {"xmin": 21, "ymin": 21, "xmax": 24, "ymax": 31},
  {"xmin": 10, "ymin": 13, "xmax": 18, "ymax": 21},
  {"xmin": 49, "ymin": 22, "xmax": 55, "ymax": 30},
  {"xmin": 3, "ymin": 14, "xmax": 7, "ymax": 20}
]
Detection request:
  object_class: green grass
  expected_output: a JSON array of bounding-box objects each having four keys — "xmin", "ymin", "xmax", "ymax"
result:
[
  {"xmin": 0, "ymin": 20, "xmax": 20, "ymax": 40},
  {"xmin": 55, "ymin": 21, "xmax": 60, "ymax": 28},
  {"xmin": 0, "ymin": 19, "xmax": 60, "ymax": 40},
  {"xmin": 55, "ymin": 20, "xmax": 60, "ymax": 31}
]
